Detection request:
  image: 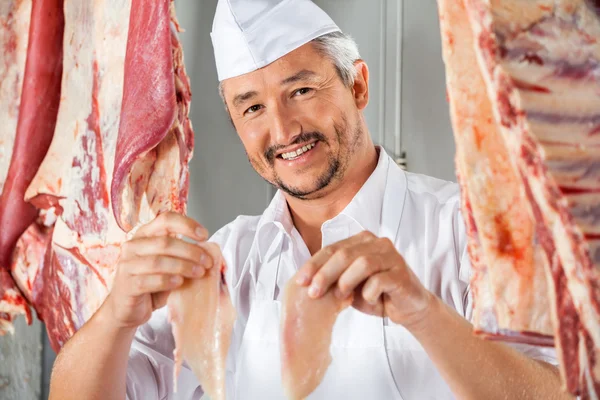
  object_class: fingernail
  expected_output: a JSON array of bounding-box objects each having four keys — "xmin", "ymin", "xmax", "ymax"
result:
[
  {"xmin": 296, "ymin": 274, "xmax": 309, "ymax": 286},
  {"xmin": 171, "ymin": 276, "xmax": 183, "ymax": 285},
  {"xmin": 193, "ymin": 266, "xmax": 205, "ymax": 277},
  {"xmin": 199, "ymin": 254, "xmax": 211, "ymax": 268},
  {"xmin": 334, "ymin": 287, "xmax": 345, "ymax": 299},
  {"xmin": 308, "ymin": 285, "xmax": 320, "ymax": 298}
]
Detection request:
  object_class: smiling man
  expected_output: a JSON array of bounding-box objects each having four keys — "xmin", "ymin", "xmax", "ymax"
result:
[{"xmin": 48, "ymin": 0, "xmax": 570, "ymax": 399}]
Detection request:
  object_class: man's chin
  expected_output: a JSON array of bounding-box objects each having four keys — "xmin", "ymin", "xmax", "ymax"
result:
[
  {"xmin": 276, "ymin": 180, "xmax": 330, "ymax": 200},
  {"xmin": 272, "ymin": 160, "xmax": 340, "ymax": 199}
]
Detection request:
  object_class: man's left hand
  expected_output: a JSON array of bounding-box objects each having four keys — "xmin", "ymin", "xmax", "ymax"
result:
[{"xmin": 295, "ymin": 231, "xmax": 435, "ymax": 328}]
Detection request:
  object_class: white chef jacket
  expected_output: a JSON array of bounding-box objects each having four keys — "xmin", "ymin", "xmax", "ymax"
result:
[{"xmin": 125, "ymin": 147, "xmax": 558, "ymax": 399}]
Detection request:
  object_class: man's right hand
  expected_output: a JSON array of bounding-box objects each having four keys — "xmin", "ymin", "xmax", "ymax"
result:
[{"xmin": 103, "ymin": 212, "xmax": 215, "ymax": 330}]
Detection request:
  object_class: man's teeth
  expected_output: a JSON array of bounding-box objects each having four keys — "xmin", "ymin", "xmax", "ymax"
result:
[{"xmin": 281, "ymin": 143, "xmax": 315, "ymax": 160}]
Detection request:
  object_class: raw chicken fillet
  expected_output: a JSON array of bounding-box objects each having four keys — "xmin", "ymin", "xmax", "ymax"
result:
[{"xmin": 280, "ymin": 275, "xmax": 353, "ymax": 399}]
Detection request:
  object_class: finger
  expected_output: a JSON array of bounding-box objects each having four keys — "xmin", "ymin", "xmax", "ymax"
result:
[
  {"xmin": 295, "ymin": 230, "xmax": 376, "ymax": 286},
  {"xmin": 361, "ymin": 270, "xmax": 401, "ymax": 305},
  {"xmin": 122, "ymin": 236, "xmax": 214, "ymax": 269},
  {"xmin": 308, "ymin": 241, "xmax": 376, "ymax": 298},
  {"xmin": 129, "ymin": 273, "xmax": 185, "ymax": 296},
  {"xmin": 123, "ymin": 255, "xmax": 207, "ymax": 279},
  {"xmin": 352, "ymin": 292, "xmax": 385, "ymax": 317},
  {"xmin": 134, "ymin": 212, "xmax": 208, "ymax": 241},
  {"xmin": 151, "ymin": 291, "xmax": 171, "ymax": 310},
  {"xmin": 336, "ymin": 253, "xmax": 388, "ymax": 298},
  {"xmin": 199, "ymin": 242, "xmax": 223, "ymax": 270},
  {"xmin": 294, "ymin": 246, "xmax": 334, "ymax": 287}
]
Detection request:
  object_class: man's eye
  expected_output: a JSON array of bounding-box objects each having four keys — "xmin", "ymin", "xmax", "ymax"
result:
[
  {"xmin": 245, "ymin": 104, "xmax": 263, "ymax": 114},
  {"xmin": 294, "ymin": 87, "xmax": 312, "ymax": 96}
]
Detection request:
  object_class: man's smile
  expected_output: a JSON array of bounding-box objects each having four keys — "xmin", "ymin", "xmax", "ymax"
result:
[{"xmin": 277, "ymin": 140, "xmax": 318, "ymax": 161}]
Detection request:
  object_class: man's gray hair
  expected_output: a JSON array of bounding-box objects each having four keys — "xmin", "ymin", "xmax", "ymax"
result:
[
  {"xmin": 311, "ymin": 31, "xmax": 361, "ymax": 87},
  {"xmin": 218, "ymin": 31, "xmax": 361, "ymax": 107}
]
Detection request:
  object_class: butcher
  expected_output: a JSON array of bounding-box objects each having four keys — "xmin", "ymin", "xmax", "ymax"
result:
[{"xmin": 48, "ymin": 0, "xmax": 568, "ymax": 399}]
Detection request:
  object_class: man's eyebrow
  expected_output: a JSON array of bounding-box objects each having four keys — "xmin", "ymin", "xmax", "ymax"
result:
[
  {"xmin": 232, "ymin": 90, "xmax": 258, "ymax": 108},
  {"xmin": 230, "ymin": 70, "xmax": 317, "ymax": 108},
  {"xmin": 280, "ymin": 69, "xmax": 318, "ymax": 85}
]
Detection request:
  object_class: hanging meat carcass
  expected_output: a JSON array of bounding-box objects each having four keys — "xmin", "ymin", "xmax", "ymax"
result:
[
  {"xmin": 0, "ymin": 0, "xmax": 239, "ymax": 395},
  {"xmin": 0, "ymin": 0, "xmax": 196, "ymax": 355},
  {"xmin": 437, "ymin": 0, "xmax": 600, "ymax": 397},
  {"xmin": 0, "ymin": 0, "xmax": 63, "ymax": 335},
  {"xmin": 0, "ymin": 0, "xmax": 33, "ymax": 336},
  {"xmin": 19, "ymin": 0, "xmax": 134, "ymax": 350},
  {"xmin": 437, "ymin": 0, "xmax": 556, "ymax": 345}
]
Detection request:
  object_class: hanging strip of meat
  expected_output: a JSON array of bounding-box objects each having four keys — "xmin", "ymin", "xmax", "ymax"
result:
[
  {"xmin": 280, "ymin": 275, "xmax": 353, "ymax": 399},
  {"xmin": 111, "ymin": 0, "xmax": 193, "ymax": 233},
  {"xmin": 167, "ymin": 243, "xmax": 236, "ymax": 400},
  {"xmin": 0, "ymin": 0, "xmax": 63, "ymax": 335}
]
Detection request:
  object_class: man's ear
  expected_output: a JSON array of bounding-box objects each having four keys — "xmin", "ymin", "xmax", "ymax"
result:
[{"xmin": 352, "ymin": 60, "xmax": 369, "ymax": 110}]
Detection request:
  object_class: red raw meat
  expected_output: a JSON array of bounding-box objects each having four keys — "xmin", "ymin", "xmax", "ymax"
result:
[
  {"xmin": 112, "ymin": 0, "xmax": 193, "ymax": 232},
  {"xmin": 437, "ymin": 0, "xmax": 600, "ymax": 397},
  {"xmin": 2, "ymin": 0, "xmax": 195, "ymax": 351},
  {"xmin": 437, "ymin": 0, "xmax": 554, "ymax": 345},
  {"xmin": 0, "ymin": 0, "xmax": 63, "ymax": 335}
]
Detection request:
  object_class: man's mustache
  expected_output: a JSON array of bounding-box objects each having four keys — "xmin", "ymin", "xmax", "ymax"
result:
[{"xmin": 264, "ymin": 132, "xmax": 327, "ymax": 164}]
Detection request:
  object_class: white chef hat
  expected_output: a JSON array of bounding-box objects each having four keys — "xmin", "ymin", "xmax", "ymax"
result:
[{"xmin": 210, "ymin": 0, "xmax": 341, "ymax": 82}]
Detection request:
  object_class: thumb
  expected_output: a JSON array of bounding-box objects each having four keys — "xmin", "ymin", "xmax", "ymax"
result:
[
  {"xmin": 350, "ymin": 283, "xmax": 384, "ymax": 317},
  {"xmin": 197, "ymin": 242, "xmax": 223, "ymax": 269},
  {"xmin": 152, "ymin": 291, "xmax": 171, "ymax": 310}
]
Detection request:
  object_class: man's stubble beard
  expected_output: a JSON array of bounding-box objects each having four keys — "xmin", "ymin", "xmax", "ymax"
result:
[{"xmin": 247, "ymin": 114, "xmax": 364, "ymax": 200}]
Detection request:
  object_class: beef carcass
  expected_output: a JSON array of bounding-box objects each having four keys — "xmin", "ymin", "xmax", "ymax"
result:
[
  {"xmin": 167, "ymin": 243, "xmax": 236, "ymax": 400},
  {"xmin": 0, "ymin": 0, "xmax": 32, "ymax": 335},
  {"xmin": 437, "ymin": 0, "xmax": 554, "ymax": 344},
  {"xmin": 0, "ymin": 0, "xmax": 63, "ymax": 335},
  {"xmin": 0, "ymin": 0, "xmax": 214, "ymax": 394},
  {"xmin": 22, "ymin": 0, "xmax": 133, "ymax": 350},
  {"xmin": 280, "ymin": 275, "xmax": 353, "ymax": 399},
  {"xmin": 437, "ymin": 0, "xmax": 600, "ymax": 397},
  {"xmin": 0, "ymin": 0, "xmax": 194, "ymax": 352}
]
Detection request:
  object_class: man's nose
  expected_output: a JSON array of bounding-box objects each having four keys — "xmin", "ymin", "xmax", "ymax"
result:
[{"xmin": 269, "ymin": 103, "xmax": 301, "ymax": 145}]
